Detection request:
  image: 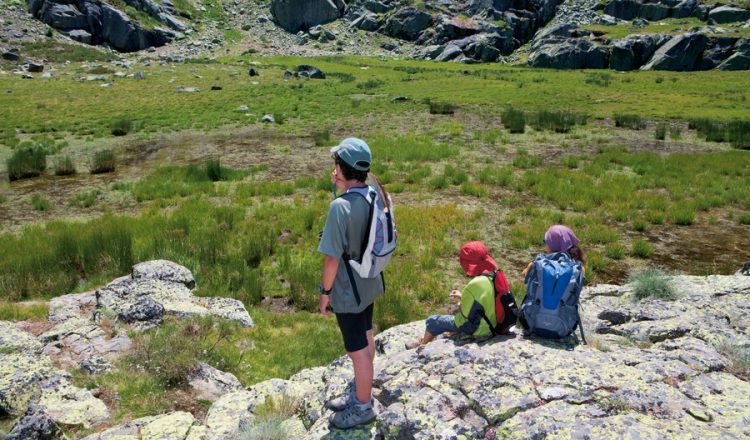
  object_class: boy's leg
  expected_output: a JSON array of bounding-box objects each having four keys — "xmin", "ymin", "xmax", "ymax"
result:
[{"xmin": 348, "ymin": 347, "xmax": 373, "ymax": 405}]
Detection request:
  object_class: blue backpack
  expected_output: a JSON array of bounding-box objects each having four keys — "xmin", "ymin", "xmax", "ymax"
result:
[{"xmin": 520, "ymin": 252, "xmax": 586, "ymax": 342}]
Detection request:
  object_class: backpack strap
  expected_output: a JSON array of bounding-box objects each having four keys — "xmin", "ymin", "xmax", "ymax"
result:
[
  {"xmin": 341, "ymin": 254, "xmax": 362, "ymax": 306},
  {"xmin": 340, "ymin": 187, "xmax": 377, "ymax": 265},
  {"xmin": 338, "ymin": 186, "xmax": 374, "ymax": 307},
  {"xmin": 478, "ymin": 309, "xmax": 498, "ymax": 337}
]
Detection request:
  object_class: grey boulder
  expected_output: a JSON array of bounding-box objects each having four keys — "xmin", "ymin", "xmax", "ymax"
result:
[
  {"xmin": 5, "ymin": 404, "xmax": 60, "ymax": 440},
  {"xmin": 708, "ymin": 5, "xmax": 750, "ymax": 24},
  {"xmin": 641, "ymin": 32, "xmax": 708, "ymax": 70},
  {"xmin": 610, "ymin": 34, "xmax": 670, "ymax": 70},
  {"xmin": 718, "ymin": 39, "xmax": 750, "ymax": 70},
  {"xmin": 297, "ymin": 64, "xmax": 325, "ymax": 79},
  {"xmin": 384, "ymin": 6, "xmax": 433, "ymax": 41},
  {"xmin": 529, "ymin": 38, "xmax": 610, "ymax": 69},
  {"xmin": 68, "ymin": 29, "xmax": 92, "ymax": 44},
  {"xmin": 270, "ymin": 0, "xmax": 346, "ymax": 33}
]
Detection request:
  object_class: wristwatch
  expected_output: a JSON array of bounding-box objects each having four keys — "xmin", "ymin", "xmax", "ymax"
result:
[{"xmin": 319, "ymin": 283, "xmax": 332, "ymax": 295}]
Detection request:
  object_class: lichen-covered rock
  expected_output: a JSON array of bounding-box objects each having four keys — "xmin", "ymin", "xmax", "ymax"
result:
[
  {"xmin": 0, "ymin": 320, "xmax": 42, "ymax": 354},
  {"xmin": 211, "ymin": 274, "xmax": 750, "ymax": 438},
  {"xmin": 5, "ymin": 404, "xmax": 61, "ymax": 440},
  {"xmin": 38, "ymin": 374, "xmax": 109, "ymax": 427},
  {"xmin": 48, "ymin": 291, "xmax": 97, "ymax": 323},
  {"xmin": 187, "ymin": 362, "xmax": 244, "ymax": 402},
  {"xmin": 132, "ymin": 259, "xmax": 196, "ymax": 289},
  {"xmin": 0, "ymin": 352, "xmax": 54, "ymax": 415},
  {"xmin": 80, "ymin": 356, "xmax": 114, "ymax": 375},
  {"xmin": 82, "ymin": 411, "xmax": 197, "ymax": 439},
  {"xmin": 203, "ymin": 390, "xmax": 255, "ymax": 439},
  {"xmin": 97, "ymin": 265, "xmax": 254, "ymax": 328}
]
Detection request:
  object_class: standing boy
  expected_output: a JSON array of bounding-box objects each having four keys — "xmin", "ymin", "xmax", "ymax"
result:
[{"xmin": 318, "ymin": 137, "xmax": 384, "ymax": 429}]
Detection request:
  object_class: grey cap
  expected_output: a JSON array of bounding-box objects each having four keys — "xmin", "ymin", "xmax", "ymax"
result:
[{"xmin": 330, "ymin": 137, "xmax": 371, "ymax": 171}]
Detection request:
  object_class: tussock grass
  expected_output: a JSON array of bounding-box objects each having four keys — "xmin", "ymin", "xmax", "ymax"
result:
[
  {"xmin": 529, "ymin": 110, "xmax": 587, "ymax": 133},
  {"xmin": 90, "ymin": 149, "xmax": 115, "ymax": 174},
  {"xmin": 54, "ymin": 155, "xmax": 76, "ymax": 176},
  {"xmin": 632, "ymin": 238, "xmax": 653, "ymax": 258},
  {"xmin": 628, "ymin": 267, "xmax": 677, "ymax": 301},
  {"xmin": 614, "ymin": 113, "xmax": 646, "ymax": 130},
  {"xmin": 7, "ymin": 146, "xmax": 46, "ymax": 181},
  {"xmin": 715, "ymin": 339, "xmax": 750, "ymax": 381},
  {"xmin": 239, "ymin": 395, "xmax": 301, "ymax": 440},
  {"xmin": 502, "ymin": 106, "xmax": 525, "ymax": 133}
]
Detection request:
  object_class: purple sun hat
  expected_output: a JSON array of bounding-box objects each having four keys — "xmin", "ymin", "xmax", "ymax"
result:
[{"xmin": 544, "ymin": 225, "xmax": 580, "ymax": 253}]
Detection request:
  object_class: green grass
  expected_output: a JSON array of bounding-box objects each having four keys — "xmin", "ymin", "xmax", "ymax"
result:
[
  {"xmin": 31, "ymin": 194, "xmax": 49, "ymax": 211},
  {"xmin": 582, "ymin": 17, "xmax": 750, "ymax": 40},
  {"xmin": 628, "ymin": 267, "xmax": 678, "ymax": 301},
  {"xmin": 69, "ymin": 190, "xmax": 99, "ymax": 208},
  {"xmin": 0, "ymin": 301, "xmax": 49, "ymax": 321},
  {"xmin": 2, "ymin": 56, "xmax": 749, "ymax": 141},
  {"xmin": 632, "ymin": 238, "xmax": 653, "ymax": 258}
]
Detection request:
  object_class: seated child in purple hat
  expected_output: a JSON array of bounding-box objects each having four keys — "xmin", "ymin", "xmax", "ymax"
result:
[{"xmin": 522, "ymin": 224, "xmax": 585, "ymax": 278}]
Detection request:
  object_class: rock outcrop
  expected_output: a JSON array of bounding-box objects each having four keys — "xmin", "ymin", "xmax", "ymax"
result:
[
  {"xmin": 77, "ymin": 273, "xmax": 750, "ymax": 438},
  {"xmin": 27, "ymin": 0, "xmax": 178, "ymax": 52},
  {"xmin": 1, "ymin": 260, "xmax": 255, "ymax": 437},
  {"xmin": 270, "ymin": 0, "xmax": 347, "ymax": 33}
]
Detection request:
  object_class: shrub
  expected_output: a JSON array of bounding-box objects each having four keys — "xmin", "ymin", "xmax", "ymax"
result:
[
  {"xmin": 739, "ymin": 213, "xmax": 750, "ymax": 225},
  {"xmin": 127, "ymin": 316, "xmax": 242, "ymax": 386},
  {"xmin": 443, "ymin": 165, "xmax": 468, "ymax": 185},
  {"xmin": 111, "ymin": 118, "xmax": 132, "ymax": 136},
  {"xmin": 90, "ymin": 149, "xmax": 115, "ymax": 174},
  {"xmin": 54, "ymin": 155, "xmax": 76, "ymax": 176},
  {"xmin": 31, "ymin": 194, "xmax": 49, "ymax": 211},
  {"xmin": 428, "ymin": 101, "xmax": 456, "ymax": 115},
  {"xmin": 7, "ymin": 146, "xmax": 46, "ymax": 181},
  {"xmin": 502, "ymin": 107, "xmax": 525, "ymax": 133},
  {"xmin": 628, "ymin": 267, "xmax": 677, "ymax": 301},
  {"xmin": 614, "ymin": 113, "xmax": 646, "ymax": 130},
  {"xmin": 428, "ymin": 174, "xmax": 448, "ymax": 190},
  {"xmin": 655, "ymin": 123, "xmax": 666, "ymax": 140},
  {"xmin": 631, "ymin": 238, "xmax": 652, "ymax": 258}
]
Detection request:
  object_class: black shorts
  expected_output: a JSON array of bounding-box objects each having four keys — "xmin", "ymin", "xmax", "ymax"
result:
[{"xmin": 335, "ymin": 303, "xmax": 374, "ymax": 352}]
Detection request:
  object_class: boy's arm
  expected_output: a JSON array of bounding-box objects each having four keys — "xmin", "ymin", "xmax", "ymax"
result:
[{"xmin": 319, "ymin": 255, "xmax": 339, "ymax": 316}]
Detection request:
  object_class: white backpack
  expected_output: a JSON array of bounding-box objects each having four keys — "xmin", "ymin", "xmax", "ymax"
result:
[{"xmin": 344, "ymin": 177, "xmax": 397, "ymax": 279}]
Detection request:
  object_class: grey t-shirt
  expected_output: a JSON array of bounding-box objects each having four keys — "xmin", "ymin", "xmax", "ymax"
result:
[{"xmin": 318, "ymin": 188, "xmax": 385, "ymax": 313}]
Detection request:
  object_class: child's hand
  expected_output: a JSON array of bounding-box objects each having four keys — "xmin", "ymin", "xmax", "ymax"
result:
[{"xmin": 449, "ymin": 290, "xmax": 462, "ymax": 300}]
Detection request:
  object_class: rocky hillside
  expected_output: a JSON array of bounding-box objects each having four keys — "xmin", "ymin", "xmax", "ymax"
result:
[
  {"xmin": 1, "ymin": 259, "xmax": 749, "ymax": 438},
  {"xmin": 2, "ymin": 0, "xmax": 748, "ymax": 69}
]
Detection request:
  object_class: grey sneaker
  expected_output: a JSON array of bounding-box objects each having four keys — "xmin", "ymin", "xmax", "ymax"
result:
[
  {"xmin": 325, "ymin": 393, "xmax": 354, "ymax": 412},
  {"xmin": 330, "ymin": 400, "xmax": 377, "ymax": 429}
]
